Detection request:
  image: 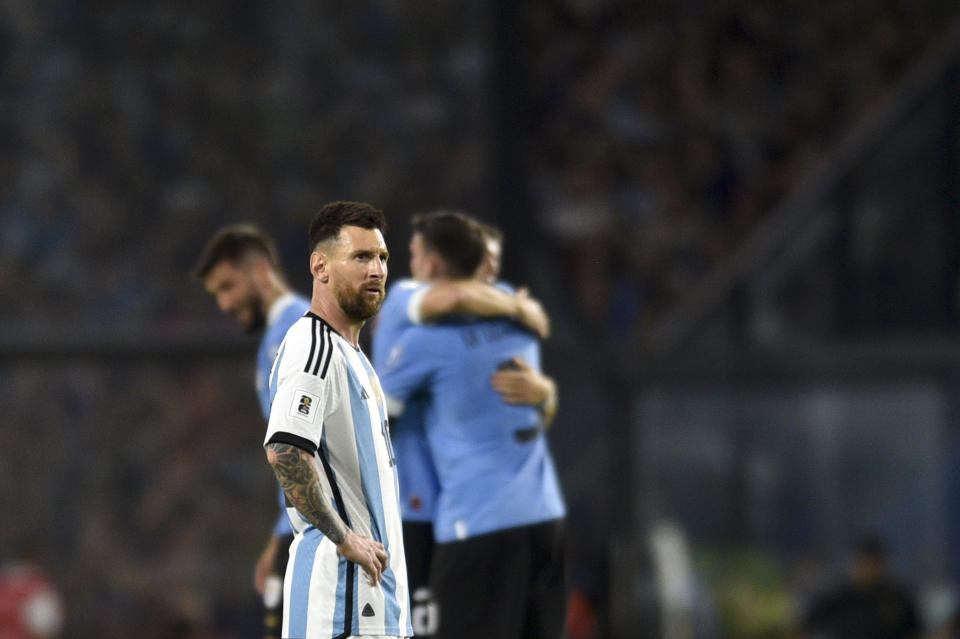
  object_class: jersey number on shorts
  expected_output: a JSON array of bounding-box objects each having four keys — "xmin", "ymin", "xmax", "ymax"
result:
[{"xmin": 412, "ymin": 587, "xmax": 439, "ymax": 635}]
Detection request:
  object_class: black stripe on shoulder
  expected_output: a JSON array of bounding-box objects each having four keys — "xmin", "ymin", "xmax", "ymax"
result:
[
  {"xmin": 320, "ymin": 326, "xmax": 334, "ymax": 378},
  {"xmin": 303, "ymin": 316, "xmax": 318, "ymax": 373},
  {"xmin": 312, "ymin": 322, "xmax": 326, "ymax": 376},
  {"xmin": 265, "ymin": 432, "xmax": 318, "ymax": 456},
  {"xmin": 305, "ymin": 311, "xmax": 344, "ymax": 340}
]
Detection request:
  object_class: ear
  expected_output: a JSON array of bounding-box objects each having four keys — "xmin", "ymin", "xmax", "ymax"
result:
[
  {"xmin": 251, "ymin": 257, "xmax": 272, "ymax": 285},
  {"xmin": 310, "ymin": 251, "xmax": 328, "ymax": 283},
  {"xmin": 425, "ymin": 254, "xmax": 443, "ymax": 280}
]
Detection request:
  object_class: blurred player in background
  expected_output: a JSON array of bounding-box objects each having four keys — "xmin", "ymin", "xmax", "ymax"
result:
[
  {"xmin": 193, "ymin": 224, "xmax": 310, "ymax": 639},
  {"xmin": 379, "ymin": 212, "xmax": 565, "ymax": 639},
  {"xmin": 264, "ymin": 201, "xmax": 410, "ymax": 639},
  {"xmin": 371, "ymin": 211, "xmax": 554, "ymax": 637}
]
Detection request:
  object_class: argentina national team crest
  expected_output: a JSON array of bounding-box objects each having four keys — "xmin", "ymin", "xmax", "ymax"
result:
[{"xmin": 289, "ymin": 389, "xmax": 320, "ymax": 424}]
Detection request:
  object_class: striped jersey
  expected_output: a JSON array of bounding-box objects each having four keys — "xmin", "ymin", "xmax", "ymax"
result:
[{"xmin": 265, "ymin": 312, "xmax": 412, "ymax": 639}]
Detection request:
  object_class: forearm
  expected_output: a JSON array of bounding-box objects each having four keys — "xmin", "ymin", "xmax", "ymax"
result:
[
  {"xmin": 265, "ymin": 442, "xmax": 347, "ymax": 544},
  {"xmin": 421, "ymin": 281, "xmax": 549, "ymax": 337},
  {"xmin": 420, "ymin": 281, "xmax": 517, "ymax": 321}
]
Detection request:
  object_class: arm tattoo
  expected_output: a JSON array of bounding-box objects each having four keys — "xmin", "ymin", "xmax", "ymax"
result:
[{"xmin": 266, "ymin": 442, "xmax": 347, "ymax": 545}]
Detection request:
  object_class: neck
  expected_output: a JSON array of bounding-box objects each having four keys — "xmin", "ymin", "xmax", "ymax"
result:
[
  {"xmin": 310, "ymin": 293, "xmax": 364, "ymax": 347},
  {"xmin": 261, "ymin": 273, "xmax": 289, "ymax": 312}
]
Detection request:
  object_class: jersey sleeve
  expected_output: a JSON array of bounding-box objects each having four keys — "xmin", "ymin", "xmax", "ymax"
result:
[
  {"xmin": 405, "ymin": 284, "xmax": 431, "ymax": 324},
  {"xmin": 378, "ymin": 327, "xmax": 436, "ymax": 418},
  {"xmin": 263, "ymin": 324, "xmax": 340, "ymax": 454}
]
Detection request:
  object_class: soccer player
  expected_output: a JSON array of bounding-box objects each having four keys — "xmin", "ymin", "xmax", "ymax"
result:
[
  {"xmin": 264, "ymin": 201, "xmax": 411, "ymax": 639},
  {"xmin": 193, "ymin": 224, "xmax": 310, "ymax": 639},
  {"xmin": 379, "ymin": 213, "xmax": 566, "ymax": 639},
  {"xmin": 371, "ymin": 212, "xmax": 555, "ymax": 637}
]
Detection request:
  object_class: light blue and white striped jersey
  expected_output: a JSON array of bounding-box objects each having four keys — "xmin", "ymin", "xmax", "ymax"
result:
[
  {"xmin": 258, "ymin": 292, "xmax": 311, "ymax": 536},
  {"xmin": 378, "ymin": 316, "xmax": 566, "ymax": 544},
  {"xmin": 371, "ymin": 279, "xmax": 440, "ymax": 524},
  {"xmin": 265, "ymin": 312, "xmax": 412, "ymax": 639}
]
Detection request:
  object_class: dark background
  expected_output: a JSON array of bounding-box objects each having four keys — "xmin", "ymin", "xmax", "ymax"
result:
[{"xmin": 3, "ymin": 1, "xmax": 960, "ymax": 637}]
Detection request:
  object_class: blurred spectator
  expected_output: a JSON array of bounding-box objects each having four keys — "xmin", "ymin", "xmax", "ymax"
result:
[
  {"xmin": 0, "ymin": 541, "xmax": 64, "ymax": 639},
  {"xmin": 796, "ymin": 537, "xmax": 921, "ymax": 639}
]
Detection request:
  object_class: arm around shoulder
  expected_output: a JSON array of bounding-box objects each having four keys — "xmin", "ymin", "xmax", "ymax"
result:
[{"xmin": 418, "ymin": 280, "xmax": 550, "ymax": 338}]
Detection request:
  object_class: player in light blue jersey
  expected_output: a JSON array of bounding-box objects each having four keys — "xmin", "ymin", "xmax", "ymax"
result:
[
  {"xmin": 265, "ymin": 202, "xmax": 411, "ymax": 639},
  {"xmin": 379, "ymin": 213, "xmax": 565, "ymax": 639},
  {"xmin": 371, "ymin": 214, "xmax": 553, "ymax": 638},
  {"xmin": 194, "ymin": 224, "xmax": 311, "ymax": 639}
]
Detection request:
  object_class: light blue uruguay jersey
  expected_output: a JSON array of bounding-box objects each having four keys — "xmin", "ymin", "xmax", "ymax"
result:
[
  {"xmin": 371, "ymin": 279, "xmax": 440, "ymax": 524},
  {"xmin": 265, "ymin": 312, "xmax": 411, "ymax": 639},
  {"xmin": 379, "ymin": 317, "xmax": 566, "ymax": 543},
  {"xmin": 258, "ymin": 293, "xmax": 312, "ymax": 537}
]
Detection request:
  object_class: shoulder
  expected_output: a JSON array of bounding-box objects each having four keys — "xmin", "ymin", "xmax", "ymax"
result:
[
  {"xmin": 385, "ymin": 279, "xmax": 426, "ymax": 305},
  {"xmin": 494, "ymin": 280, "xmax": 516, "ymax": 294},
  {"xmin": 265, "ymin": 295, "xmax": 311, "ymax": 337},
  {"xmin": 275, "ymin": 316, "xmax": 318, "ymax": 369},
  {"xmin": 275, "ymin": 316, "xmax": 347, "ymax": 385},
  {"xmin": 380, "ymin": 279, "xmax": 430, "ymax": 326},
  {"xmin": 280, "ymin": 315, "xmax": 315, "ymax": 346},
  {"xmin": 392, "ymin": 278, "xmax": 421, "ymax": 290},
  {"xmin": 291, "ymin": 294, "xmax": 311, "ymax": 314}
]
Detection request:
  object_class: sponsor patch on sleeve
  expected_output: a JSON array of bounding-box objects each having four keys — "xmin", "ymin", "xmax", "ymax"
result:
[{"xmin": 289, "ymin": 389, "xmax": 320, "ymax": 424}]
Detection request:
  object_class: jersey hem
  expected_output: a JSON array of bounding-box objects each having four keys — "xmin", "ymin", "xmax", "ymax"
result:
[{"xmin": 266, "ymin": 431, "xmax": 318, "ymax": 455}]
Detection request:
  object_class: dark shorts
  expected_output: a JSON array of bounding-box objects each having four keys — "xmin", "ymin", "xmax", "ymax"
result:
[
  {"xmin": 403, "ymin": 520, "xmax": 438, "ymax": 638},
  {"xmin": 264, "ymin": 533, "xmax": 294, "ymax": 639},
  {"xmin": 430, "ymin": 519, "xmax": 567, "ymax": 639}
]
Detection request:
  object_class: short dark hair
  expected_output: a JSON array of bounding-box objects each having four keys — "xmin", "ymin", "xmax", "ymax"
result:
[
  {"xmin": 192, "ymin": 224, "xmax": 280, "ymax": 279},
  {"xmin": 308, "ymin": 201, "xmax": 387, "ymax": 251},
  {"xmin": 411, "ymin": 210, "xmax": 487, "ymax": 279}
]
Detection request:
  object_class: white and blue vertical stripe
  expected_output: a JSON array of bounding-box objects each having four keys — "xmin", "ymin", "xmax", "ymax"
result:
[{"xmin": 270, "ymin": 314, "xmax": 410, "ymax": 638}]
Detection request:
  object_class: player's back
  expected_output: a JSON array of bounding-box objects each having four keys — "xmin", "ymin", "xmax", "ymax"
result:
[{"xmin": 398, "ymin": 317, "xmax": 565, "ymax": 542}]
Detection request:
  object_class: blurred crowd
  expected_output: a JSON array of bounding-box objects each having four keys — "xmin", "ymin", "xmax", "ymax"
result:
[
  {"xmin": 1, "ymin": 1, "xmax": 956, "ymax": 342},
  {"xmin": 0, "ymin": 361, "xmax": 275, "ymax": 638},
  {"xmin": 521, "ymin": 0, "xmax": 958, "ymax": 339},
  {"xmin": 0, "ymin": 0, "xmax": 489, "ymax": 339},
  {"xmin": 2, "ymin": 0, "xmax": 960, "ymax": 637}
]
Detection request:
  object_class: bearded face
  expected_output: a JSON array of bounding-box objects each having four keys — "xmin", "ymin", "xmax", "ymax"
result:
[
  {"xmin": 314, "ymin": 225, "xmax": 389, "ymax": 325},
  {"xmin": 332, "ymin": 274, "xmax": 385, "ymax": 321},
  {"xmin": 235, "ymin": 293, "xmax": 267, "ymax": 333},
  {"xmin": 204, "ymin": 260, "xmax": 268, "ymax": 334}
]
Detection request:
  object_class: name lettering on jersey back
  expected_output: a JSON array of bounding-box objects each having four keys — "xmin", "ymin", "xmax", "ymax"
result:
[
  {"xmin": 460, "ymin": 323, "xmax": 512, "ymax": 347},
  {"xmin": 289, "ymin": 389, "xmax": 320, "ymax": 424}
]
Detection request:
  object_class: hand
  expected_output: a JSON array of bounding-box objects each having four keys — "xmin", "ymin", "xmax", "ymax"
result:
[
  {"xmin": 514, "ymin": 288, "xmax": 550, "ymax": 339},
  {"xmin": 254, "ymin": 535, "xmax": 280, "ymax": 595},
  {"xmin": 490, "ymin": 357, "xmax": 553, "ymax": 406},
  {"xmin": 336, "ymin": 530, "xmax": 389, "ymax": 586}
]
